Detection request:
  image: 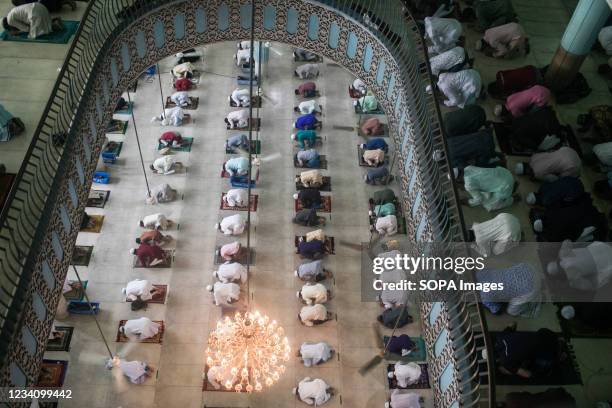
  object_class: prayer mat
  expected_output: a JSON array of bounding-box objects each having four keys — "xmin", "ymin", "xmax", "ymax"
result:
[
  {"xmin": 482, "ymin": 331, "xmax": 583, "ymax": 386},
  {"xmin": 220, "ymin": 193, "xmax": 258, "ymax": 211},
  {"xmin": 72, "ymin": 246, "xmax": 93, "ymax": 266},
  {"xmin": 357, "ymin": 123, "xmax": 389, "ymax": 138},
  {"xmin": 555, "ymin": 304, "xmax": 612, "ymax": 339},
  {"xmin": 103, "ymin": 141, "xmax": 123, "ymax": 157},
  {"xmin": 1, "ymin": 21, "xmax": 79, "ymax": 43},
  {"xmin": 294, "ymin": 154, "xmax": 327, "ymax": 170},
  {"xmin": 63, "ymin": 280, "xmax": 87, "ymax": 301},
  {"xmin": 355, "ymin": 103, "xmax": 384, "ymax": 115},
  {"xmin": 116, "ymin": 320, "xmax": 164, "ymax": 343},
  {"xmin": 297, "ymin": 91, "xmax": 321, "ymax": 98},
  {"xmin": 114, "ymin": 102, "xmax": 133, "ymax": 115},
  {"xmin": 214, "ymin": 247, "xmax": 255, "ymax": 265},
  {"xmin": 358, "ymin": 146, "xmax": 388, "ymax": 167},
  {"xmin": 225, "ymin": 139, "xmax": 261, "ymax": 154},
  {"xmin": 383, "ymin": 336, "xmax": 427, "ymax": 362},
  {"xmin": 80, "ymin": 214, "xmax": 104, "ymax": 233},
  {"xmin": 126, "ymin": 284, "xmax": 168, "ymax": 304},
  {"xmin": 295, "ymin": 196, "xmax": 332, "ymax": 213},
  {"xmin": 295, "ymin": 176, "xmax": 331, "ymax": 192},
  {"xmin": 229, "ymin": 95, "xmax": 262, "ymax": 108},
  {"xmin": 226, "ymin": 118, "xmax": 261, "ymax": 131},
  {"xmin": 133, "ymin": 250, "xmax": 173, "ymax": 268},
  {"xmin": 37, "ymin": 360, "xmax": 68, "ymax": 388},
  {"xmin": 165, "ymin": 96, "xmax": 199, "ymax": 110},
  {"xmin": 294, "ymin": 236, "xmax": 335, "ymax": 255},
  {"xmin": 46, "ymin": 327, "xmax": 74, "ymax": 352},
  {"xmin": 0, "ymin": 173, "xmax": 16, "ymax": 211},
  {"xmin": 386, "ymin": 363, "xmax": 430, "ymax": 389},
  {"xmin": 87, "ymin": 189, "xmax": 110, "ymax": 208},
  {"xmin": 157, "ymin": 137, "xmax": 193, "ymax": 152},
  {"xmin": 106, "ymin": 119, "xmax": 128, "ymax": 134}
]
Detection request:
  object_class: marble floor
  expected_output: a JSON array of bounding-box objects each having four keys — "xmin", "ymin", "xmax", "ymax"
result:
[{"xmin": 46, "ymin": 42, "xmax": 432, "ymax": 408}]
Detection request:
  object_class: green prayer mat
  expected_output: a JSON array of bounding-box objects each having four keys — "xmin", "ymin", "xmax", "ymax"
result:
[
  {"xmin": 114, "ymin": 102, "xmax": 133, "ymax": 115},
  {"xmin": 1, "ymin": 21, "xmax": 79, "ymax": 44},
  {"xmin": 383, "ymin": 336, "xmax": 427, "ymax": 362},
  {"xmin": 157, "ymin": 137, "xmax": 193, "ymax": 152}
]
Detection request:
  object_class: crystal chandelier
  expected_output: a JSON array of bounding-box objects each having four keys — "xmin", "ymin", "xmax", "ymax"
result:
[{"xmin": 206, "ymin": 311, "xmax": 291, "ymax": 392}]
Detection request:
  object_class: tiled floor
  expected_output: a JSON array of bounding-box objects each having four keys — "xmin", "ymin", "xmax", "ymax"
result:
[{"xmin": 47, "ymin": 42, "xmax": 432, "ymax": 407}]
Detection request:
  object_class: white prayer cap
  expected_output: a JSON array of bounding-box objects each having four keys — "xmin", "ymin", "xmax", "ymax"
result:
[
  {"xmin": 293, "ymin": 193, "xmax": 299, "ymax": 200},
  {"xmin": 121, "ymin": 288, "xmax": 127, "ymax": 294},
  {"xmin": 514, "ymin": 162, "xmax": 524, "ymax": 175},
  {"xmin": 161, "ymin": 119, "xmax": 170, "ymax": 126},
  {"xmin": 533, "ymin": 219, "xmax": 543, "ymax": 233},
  {"xmin": 206, "ymin": 285, "xmax": 214, "ymax": 292},
  {"xmin": 385, "ymin": 403, "xmax": 391, "ymax": 408},
  {"xmin": 296, "ymin": 291, "xmax": 301, "ymax": 298},
  {"xmin": 475, "ymin": 39, "xmax": 483, "ymax": 51},
  {"xmin": 387, "ymin": 371, "xmax": 395, "ymax": 379},
  {"xmin": 175, "ymin": 52, "xmax": 184, "ymax": 58},
  {"xmin": 453, "ymin": 168, "xmax": 459, "ymax": 179},
  {"xmin": 546, "ymin": 261, "xmax": 559, "ymax": 276},
  {"xmin": 253, "ymin": 158, "xmax": 261, "ymax": 166},
  {"xmin": 481, "ymin": 349, "xmax": 487, "ymax": 360},
  {"xmin": 294, "ymin": 270, "xmax": 299, "ymax": 277},
  {"xmin": 214, "ymin": 223, "xmax": 220, "ymax": 230},
  {"xmin": 361, "ymin": 143, "xmax": 367, "ymax": 149},
  {"xmin": 494, "ymin": 104, "xmax": 503, "ymax": 117},
  {"xmin": 129, "ymin": 248, "xmax": 137, "ymax": 255},
  {"xmin": 526, "ymin": 192, "xmax": 536, "ymax": 205},
  {"xmin": 353, "ymin": 100, "xmax": 358, "ymax": 106},
  {"xmin": 561, "ymin": 305, "xmax": 575, "ymax": 320},
  {"xmin": 291, "ymin": 133, "xmax": 296, "ymax": 140},
  {"xmin": 368, "ymin": 210, "xmax": 373, "ymax": 216},
  {"xmin": 292, "ymin": 387, "xmax": 298, "ymax": 395}
]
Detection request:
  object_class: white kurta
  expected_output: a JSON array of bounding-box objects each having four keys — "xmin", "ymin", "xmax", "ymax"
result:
[
  {"xmin": 558, "ymin": 240, "xmax": 612, "ymax": 291},
  {"xmin": 390, "ymin": 390, "xmax": 421, "ymax": 408},
  {"xmin": 216, "ymin": 262, "xmax": 247, "ymax": 284},
  {"xmin": 170, "ymin": 91, "xmax": 190, "ymax": 107},
  {"xmin": 299, "ymin": 304, "xmax": 327, "ymax": 326},
  {"xmin": 394, "ymin": 362, "xmax": 422, "ymax": 388},
  {"xmin": 236, "ymin": 48, "xmax": 251, "ymax": 65},
  {"xmin": 297, "ymin": 378, "xmax": 331, "ymax": 406},
  {"xmin": 219, "ymin": 214, "xmax": 246, "ymax": 235},
  {"xmin": 225, "ymin": 188, "xmax": 248, "ymax": 207},
  {"xmin": 226, "ymin": 109, "xmax": 249, "ymax": 128},
  {"xmin": 376, "ymin": 215, "xmax": 398, "ymax": 236},
  {"xmin": 300, "ymin": 283, "xmax": 328, "ymax": 305},
  {"xmin": 172, "ymin": 62, "xmax": 194, "ymax": 77},
  {"xmin": 298, "ymin": 100, "xmax": 319, "ymax": 114},
  {"xmin": 152, "ymin": 156, "xmax": 176, "ymax": 174},
  {"xmin": 160, "ymin": 107, "xmax": 184, "ymax": 126},
  {"xmin": 296, "ymin": 63, "xmax": 319, "ymax": 79},
  {"xmin": 300, "ymin": 169, "xmax": 323, "ymax": 186},
  {"xmin": 212, "ymin": 282, "xmax": 241, "ymax": 306},
  {"xmin": 300, "ymin": 342, "xmax": 332, "ymax": 367},
  {"xmin": 471, "ymin": 213, "xmax": 521, "ymax": 256},
  {"xmin": 142, "ymin": 213, "xmax": 169, "ymax": 230},
  {"xmin": 430, "ymin": 46, "xmax": 465, "ymax": 76},
  {"xmin": 231, "ymin": 88, "xmax": 250, "ymax": 106},
  {"xmin": 124, "ymin": 279, "xmax": 154, "ymax": 301},
  {"xmin": 437, "ymin": 69, "xmax": 482, "ymax": 108},
  {"xmin": 119, "ymin": 360, "xmax": 148, "ymax": 384},
  {"xmin": 123, "ymin": 317, "xmax": 161, "ymax": 340},
  {"xmin": 7, "ymin": 3, "xmax": 52, "ymax": 39},
  {"xmin": 424, "ymin": 17, "xmax": 463, "ymax": 54}
]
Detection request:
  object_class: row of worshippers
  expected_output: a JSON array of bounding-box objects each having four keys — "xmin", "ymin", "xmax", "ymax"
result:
[{"xmin": 3, "ymin": 1, "xmax": 73, "ymax": 39}]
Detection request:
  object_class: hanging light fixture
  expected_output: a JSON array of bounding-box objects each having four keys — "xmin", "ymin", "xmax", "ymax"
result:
[{"xmin": 206, "ymin": 311, "xmax": 291, "ymax": 393}]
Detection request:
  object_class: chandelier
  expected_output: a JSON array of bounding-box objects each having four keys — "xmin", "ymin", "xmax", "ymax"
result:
[{"xmin": 206, "ymin": 311, "xmax": 291, "ymax": 392}]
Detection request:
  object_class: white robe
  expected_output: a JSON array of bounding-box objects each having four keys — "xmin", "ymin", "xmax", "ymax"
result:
[
  {"xmin": 122, "ymin": 317, "xmax": 160, "ymax": 340},
  {"xmin": 170, "ymin": 91, "xmax": 190, "ymax": 107},
  {"xmin": 558, "ymin": 241, "xmax": 612, "ymax": 291},
  {"xmin": 212, "ymin": 282, "xmax": 241, "ymax": 306},
  {"xmin": 300, "ymin": 342, "xmax": 332, "ymax": 367},
  {"xmin": 375, "ymin": 215, "xmax": 398, "ymax": 236},
  {"xmin": 593, "ymin": 142, "xmax": 612, "ymax": 167},
  {"xmin": 119, "ymin": 360, "xmax": 148, "ymax": 384},
  {"xmin": 124, "ymin": 279, "xmax": 154, "ymax": 301},
  {"xmin": 300, "ymin": 283, "xmax": 328, "ymax": 305},
  {"xmin": 225, "ymin": 188, "xmax": 248, "ymax": 207},
  {"xmin": 216, "ymin": 262, "xmax": 247, "ymax": 284},
  {"xmin": 298, "ymin": 100, "xmax": 319, "ymax": 114},
  {"xmin": 599, "ymin": 26, "xmax": 612, "ymax": 55},
  {"xmin": 226, "ymin": 109, "xmax": 250, "ymax": 128},
  {"xmin": 296, "ymin": 63, "xmax": 319, "ymax": 79},
  {"xmin": 430, "ymin": 46, "xmax": 465, "ymax": 76},
  {"xmin": 236, "ymin": 48, "xmax": 251, "ymax": 65},
  {"xmin": 160, "ymin": 107, "xmax": 184, "ymax": 126},
  {"xmin": 437, "ymin": 69, "xmax": 482, "ymax": 108},
  {"xmin": 390, "ymin": 390, "xmax": 421, "ymax": 408},
  {"xmin": 299, "ymin": 304, "xmax": 327, "ymax": 326},
  {"xmin": 471, "ymin": 213, "xmax": 521, "ymax": 256},
  {"xmin": 152, "ymin": 156, "xmax": 176, "ymax": 174},
  {"xmin": 7, "ymin": 3, "xmax": 52, "ymax": 39},
  {"xmin": 219, "ymin": 214, "xmax": 246, "ymax": 235},
  {"xmin": 380, "ymin": 268, "xmax": 408, "ymax": 308},
  {"xmin": 231, "ymin": 88, "xmax": 251, "ymax": 106},
  {"xmin": 142, "ymin": 213, "xmax": 169, "ymax": 230},
  {"xmin": 296, "ymin": 377, "xmax": 331, "ymax": 406},
  {"xmin": 393, "ymin": 362, "xmax": 421, "ymax": 388},
  {"xmin": 424, "ymin": 17, "xmax": 463, "ymax": 54}
]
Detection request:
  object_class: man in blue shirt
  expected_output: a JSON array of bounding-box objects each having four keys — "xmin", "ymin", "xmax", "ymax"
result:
[
  {"xmin": 361, "ymin": 138, "xmax": 388, "ymax": 152},
  {"xmin": 294, "ymin": 113, "xmax": 321, "ymax": 130}
]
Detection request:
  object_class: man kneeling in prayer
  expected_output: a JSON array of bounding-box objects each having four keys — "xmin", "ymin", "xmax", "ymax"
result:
[
  {"xmin": 476, "ymin": 22, "xmax": 529, "ymax": 59},
  {"xmin": 295, "ymin": 63, "xmax": 320, "ymax": 79},
  {"xmin": 122, "ymin": 279, "xmax": 162, "ymax": 302},
  {"xmin": 169, "ymin": 91, "xmax": 193, "ymax": 108},
  {"xmin": 151, "ymin": 107, "xmax": 185, "ymax": 127},
  {"xmin": 150, "ymin": 156, "xmax": 182, "ymax": 175},
  {"xmin": 213, "ymin": 262, "xmax": 248, "ymax": 284},
  {"xmin": 295, "ymin": 100, "xmax": 321, "ymax": 115},
  {"xmin": 436, "ymin": 69, "xmax": 483, "ymax": 108},
  {"xmin": 215, "ymin": 214, "xmax": 246, "ymax": 236},
  {"xmin": 293, "ymin": 377, "xmax": 332, "ymax": 406},
  {"xmin": 299, "ymin": 342, "xmax": 333, "ymax": 367},
  {"xmin": 361, "ymin": 137, "xmax": 388, "ymax": 153},
  {"xmin": 226, "ymin": 134, "xmax": 249, "ymax": 152},
  {"xmin": 361, "ymin": 117, "xmax": 386, "ymax": 136},
  {"xmin": 120, "ymin": 317, "xmax": 161, "ymax": 341},
  {"xmin": 2, "ymin": 3, "xmax": 64, "ymax": 39},
  {"xmin": 424, "ymin": 16, "xmax": 462, "ymax": 54},
  {"xmin": 294, "ymin": 48, "xmax": 319, "ymax": 61},
  {"xmin": 298, "ymin": 304, "xmax": 329, "ymax": 326},
  {"xmin": 218, "ymin": 241, "xmax": 247, "ymax": 262},
  {"xmin": 470, "ymin": 213, "xmax": 521, "ymax": 257},
  {"xmin": 139, "ymin": 213, "xmax": 171, "ymax": 230},
  {"xmin": 386, "ymin": 390, "xmax": 421, "ymax": 408},
  {"xmin": 292, "ymin": 130, "xmax": 318, "ymax": 148},
  {"xmin": 295, "ymin": 81, "xmax": 318, "ymax": 98},
  {"xmin": 515, "ymin": 146, "xmax": 581, "ymax": 182},
  {"xmin": 373, "ymin": 214, "xmax": 398, "ymax": 236},
  {"xmin": 225, "ymin": 109, "xmax": 250, "ymax": 129},
  {"xmin": 207, "ymin": 281, "xmax": 241, "ymax": 307},
  {"xmin": 462, "ymin": 166, "xmax": 516, "ymax": 211},
  {"xmin": 224, "ymin": 188, "xmax": 248, "ymax": 207},
  {"xmin": 494, "ymin": 85, "xmax": 551, "ymax": 119},
  {"xmin": 130, "ymin": 242, "xmax": 166, "ymax": 267},
  {"xmin": 225, "ymin": 157, "xmax": 250, "ymax": 176},
  {"xmin": 296, "ymin": 149, "xmax": 321, "ymax": 168},
  {"xmin": 355, "ymin": 95, "xmax": 380, "ymax": 113},
  {"xmin": 546, "ymin": 240, "xmax": 612, "ymax": 291},
  {"xmin": 297, "ymin": 282, "xmax": 328, "ymax": 305},
  {"xmin": 293, "ymin": 208, "xmax": 326, "ymax": 227},
  {"xmin": 119, "ymin": 360, "xmax": 153, "ymax": 385},
  {"xmin": 235, "ymin": 48, "xmax": 251, "ymax": 66},
  {"xmin": 147, "ymin": 183, "xmax": 178, "ymax": 204},
  {"xmin": 363, "ymin": 149, "xmax": 386, "ymax": 167},
  {"xmin": 294, "ymin": 113, "xmax": 321, "ymax": 131},
  {"xmin": 295, "ymin": 259, "xmax": 328, "ymax": 282},
  {"xmin": 386, "ymin": 334, "xmax": 416, "ymax": 357},
  {"xmin": 298, "ymin": 238, "xmax": 326, "ymax": 260},
  {"xmin": 230, "ymin": 88, "xmax": 251, "ymax": 107},
  {"xmin": 388, "ymin": 362, "xmax": 422, "ymax": 388},
  {"xmin": 364, "ymin": 166, "xmax": 393, "ymax": 185},
  {"xmin": 430, "ymin": 46, "xmax": 468, "ymax": 76},
  {"xmin": 296, "ymin": 169, "xmax": 323, "ymax": 188},
  {"xmin": 294, "ymin": 189, "xmax": 322, "ymax": 209},
  {"xmin": 159, "ymin": 131, "xmax": 189, "ymax": 148}
]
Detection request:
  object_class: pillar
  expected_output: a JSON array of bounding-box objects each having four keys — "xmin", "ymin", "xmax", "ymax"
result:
[{"xmin": 545, "ymin": 0, "xmax": 611, "ymax": 90}]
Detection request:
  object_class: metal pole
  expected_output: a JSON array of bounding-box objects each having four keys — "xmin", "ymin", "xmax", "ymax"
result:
[
  {"xmin": 245, "ymin": 0, "xmax": 256, "ymax": 301},
  {"xmin": 156, "ymin": 64, "xmax": 166, "ymax": 120},
  {"xmin": 126, "ymin": 91, "xmax": 151, "ymax": 197},
  {"xmin": 72, "ymin": 265, "xmax": 114, "ymax": 360}
]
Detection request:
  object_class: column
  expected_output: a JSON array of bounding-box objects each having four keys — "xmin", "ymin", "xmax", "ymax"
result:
[{"xmin": 545, "ymin": 0, "xmax": 611, "ymax": 90}]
